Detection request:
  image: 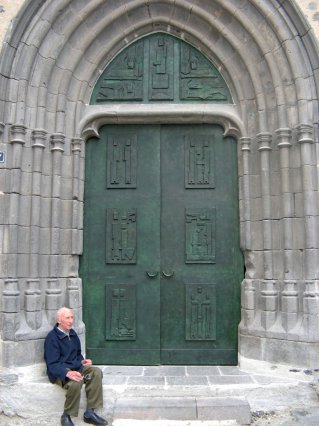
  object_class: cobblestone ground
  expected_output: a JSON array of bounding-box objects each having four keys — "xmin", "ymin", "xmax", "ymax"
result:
[
  {"xmin": 0, "ymin": 412, "xmax": 294, "ymax": 426},
  {"xmin": 3, "ymin": 411, "xmax": 319, "ymax": 426}
]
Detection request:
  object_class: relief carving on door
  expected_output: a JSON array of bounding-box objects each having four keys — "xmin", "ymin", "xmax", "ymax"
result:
[
  {"xmin": 185, "ymin": 135, "xmax": 215, "ymax": 188},
  {"xmin": 107, "ymin": 134, "xmax": 137, "ymax": 188},
  {"xmin": 106, "ymin": 208, "xmax": 137, "ymax": 264},
  {"xmin": 185, "ymin": 284, "xmax": 216, "ymax": 341},
  {"xmin": 106, "ymin": 285, "xmax": 136, "ymax": 341},
  {"xmin": 185, "ymin": 208, "xmax": 216, "ymax": 263}
]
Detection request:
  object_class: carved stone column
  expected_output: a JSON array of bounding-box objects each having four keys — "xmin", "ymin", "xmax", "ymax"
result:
[
  {"xmin": 49, "ymin": 133, "xmax": 65, "ymax": 277},
  {"xmin": 297, "ymin": 124, "xmax": 317, "ymax": 280},
  {"xmin": 30, "ymin": 129, "xmax": 47, "ymax": 278},
  {"xmin": 240, "ymin": 137, "xmax": 252, "ymax": 250},
  {"xmin": 9, "ymin": 124, "xmax": 27, "ymax": 277},
  {"xmin": 276, "ymin": 128, "xmax": 299, "ymax": 332},
  {"xmin": 257, "ymin": 132, "xmax": 273, "ymax": 280},
  {"xmin": 71, "ymin": 137, "xmax": 83, "ymax": 256}
]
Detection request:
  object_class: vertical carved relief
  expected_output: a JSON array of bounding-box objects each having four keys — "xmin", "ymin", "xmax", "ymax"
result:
[
  {"xmin": 180, "ymin": 44, "xmax": 229, "ymax": 101},
  {"xmin": 2, "ymin": 279, "xmax": 20, "ymax": 339},
  {"xmin": 106, "ymin": 285, "xmax": 136, "ymax": 340},
  {"xmin": 107, "ymin": 134, "xmax": 137, "ymax": 188},
  {"xmin": 260, "ymin": 280, "xmax": 278, "ymax": 330},
  {"xmin": 149, "ymin": 36, "xmax": 174, "ymax": 100},
  {"xmin": 186, "ymin": 284, "xmax": 216, "ymax": 340},
  {"xmin": 106, "ymin": 208, "xmax": 137, "ymax": 264},
  {"xmin": 45, "ymin": 279, "xmax": 62, "ymax": 325},
  {"xmin": 185, "ymin": 208, "xmax": 216, "ymax": 263},
  {"xmin": 95, "ymin": 41, "xmax": 144, "ymax": 101},
  {"xmin": 185, "ymin": 136, "xmax": 214, "ymax": 188},
  {"xmin": 25, "ymin": 279, "xmax": 42, "ymax": 330}
]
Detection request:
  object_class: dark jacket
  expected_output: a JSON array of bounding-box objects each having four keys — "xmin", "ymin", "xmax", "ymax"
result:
[{"xmin": 44, "ymin": 324, "xmax": 84, "ymax": 384}]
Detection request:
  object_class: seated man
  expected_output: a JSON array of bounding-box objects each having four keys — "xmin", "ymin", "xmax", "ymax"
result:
[{"xmin": 44, "ymin": 307, "xmax": 107, "ymax": 426}]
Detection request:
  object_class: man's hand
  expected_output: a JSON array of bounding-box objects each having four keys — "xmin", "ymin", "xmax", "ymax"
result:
[
  {"xmin": 82, "ymin": 358, "xmax": 92, "ymax": 366},
  {"xmin": 66, "ymin": 370, "xmax": 83, "ymax": 382}
]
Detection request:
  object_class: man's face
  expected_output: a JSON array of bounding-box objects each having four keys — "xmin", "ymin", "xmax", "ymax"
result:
[{"xmin": 58, "ymin": 310, "xmax": 74, "ymax": 332}]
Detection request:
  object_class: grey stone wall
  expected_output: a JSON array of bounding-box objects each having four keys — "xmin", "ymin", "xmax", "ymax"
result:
[{"xmin": 0, "ymin": 0, "xmax": 319, "ymax": 369}]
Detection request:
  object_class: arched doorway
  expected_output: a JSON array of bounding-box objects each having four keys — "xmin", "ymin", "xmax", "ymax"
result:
[{"xmin": 80, "ymin": 33, "xmax": 243, "ymax": 365}]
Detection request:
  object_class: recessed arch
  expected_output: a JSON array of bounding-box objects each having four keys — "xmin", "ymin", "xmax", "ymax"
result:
[
  {"xmin": 1, "ymin": 0, "xmax": 317, "ymax": 137},
  {"xmin": 1, "ymin": 0, "xmax": 319, "ymax": 369}
]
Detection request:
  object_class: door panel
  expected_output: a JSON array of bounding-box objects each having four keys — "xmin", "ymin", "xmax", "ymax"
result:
[
  {"xmin": 160, "ymin": 125, "xmax": 241, "ymax": 364},
  {"xmin": 81, "ymin": 124, "xmax": 243, "ymax": 365},
  {"xmin": 82, "ymin": 125, "xmax": 161, "ymax": 364}
]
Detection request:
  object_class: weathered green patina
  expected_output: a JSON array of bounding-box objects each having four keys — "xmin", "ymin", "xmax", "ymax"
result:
[
  {"xmin": 81, "ymin": 124, "xmax": 242, "ymax": 365},
  {"xmin": 91, "ymin": 33, "xmax": 232, "ymax": 104}
]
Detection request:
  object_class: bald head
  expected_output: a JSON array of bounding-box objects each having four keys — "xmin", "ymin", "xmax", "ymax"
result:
[{"xmin": 56, "ymin": 307, "xmax": 73, "ymax": 324}]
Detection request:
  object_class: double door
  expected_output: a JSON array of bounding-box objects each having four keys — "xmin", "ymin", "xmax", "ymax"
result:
[{"xmin": 81, "ymin": 124, "xmax": 243, "ymax": 364}]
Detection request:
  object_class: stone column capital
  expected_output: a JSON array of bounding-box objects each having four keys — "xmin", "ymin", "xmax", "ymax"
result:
[
  {"xmin": 297, "ymin": 124, "xmax": 314, "ymax": 144},
  {"xmin": 32, "ymin": 129, "xmax": 47, "ymax": 149},
  {"xmin": 50, "ymin": 133, "xmax": 65, "ymax": 152},
  {"xmin": 10, "ymin": 124, "xmax": 27, "ymax": 144},
  {"xmin": 240, "ymin": 136, "xmax": 251, "ymax": 152},
  {"xmin": 275, "ymin": 128, "xmax": 292, "ymax": 148},
  {"xmin": 257, "ymin": 132, "xmax": 272, "ymax": 151}
]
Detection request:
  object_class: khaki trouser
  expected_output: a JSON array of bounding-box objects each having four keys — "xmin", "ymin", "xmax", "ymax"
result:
[{"xmin": 56, "ymin": 365, "xmax": 104, "ymax": 417}]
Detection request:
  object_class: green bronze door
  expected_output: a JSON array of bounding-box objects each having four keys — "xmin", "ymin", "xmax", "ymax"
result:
[{"xmin": 81, "ymin": 123, "xmax": 243, "ymax": 365}]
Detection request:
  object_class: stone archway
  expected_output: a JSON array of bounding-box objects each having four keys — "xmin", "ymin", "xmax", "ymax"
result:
[{"xmin": 0, "ymin": 0, "xmax": 319, "ymax": 369}]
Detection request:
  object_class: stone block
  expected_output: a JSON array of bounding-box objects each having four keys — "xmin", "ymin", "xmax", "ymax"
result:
[
  {"xmin": 250, "ymin": 197, "xmax": 263, "ymax": 221},
  {"xmin": 38, "ymin": 254, "xmax": 50, "ymax": 277},
  {"xmin": 60, "ymin": 177, "xmax": 73, "ymax": 201},
  {"xmin": 127, "ymin": 376, "xmax": 165, "ymax": 387},
  {"xmin": 144, "ymin": 366, "xmax": 185, "ymax": 376},
  {"xmin": 165, "ymin": 376, "xmax": 209, "ymax": 387},
  {"xmin": 0, "ymin": 168, "xmax": 9, "ymax": 194},
  {"xmin": 39, "ymin": 228, "xmax": 50, "ymax": 254},
  {"xmin": 19, "ymin": 195, "xmax": 31, "ymax": 226},
  {"xmin": 40, "ymin": 198, "xmax": 51, "ymax": 227},
  {"xmin": 18, "ymin": 226, "xmax": 30, "ymax": 253},
  {"xmin": 17, "ymin": 253, "xmax": 29, "ymax": 277},
  {"xmin": 62, "ymin": 254, "xmax": 79, "ymax": 278},
  {"xmin": 207, "ymin": 375, "xmax": 253, "ymax": 385},
  {"xmin": 60, "ymin": 229, "xmax": 72, "ymax": 254},
  {"xmin": 186, "ymin": 366, "xmax": 219, "ymax": 376},
  {"xmin": 250, "ymin": 174, "xmax": 261, "ymax": 198},
  {"xmin": 0, "ymin": 254, "xmax": 8, "ymax": 278},
  {"xmin": 271, "ymin": 194, "xmax": 281, "ymax": 219},
  {"xmin": 114, "ymin": 397, "xmax": 196, "ymax": 420},
  {"xmin": 197, "ymin": 397, "xmax": 251, "ymax": 424},
  {"xmin": 262, "ymin": 338, "xmax": 317, "ymax": 368},
  {"xmin": 9, "ymin": 195, "xmax": 20, "ymax": 225},
  {"xmin": 250, "ymin": 220, "xmax": 263, "ymax": 250},
  {"xmin": 238, "ymin": 333, "xmax": 263, "ymax": 361},
  {"xmin": 60, "ymin": 200, "xmax": 73, "ymax": 228},
  {"xmin": 272, "ymin": 250, "xmax": 284, "ymax": 279}
]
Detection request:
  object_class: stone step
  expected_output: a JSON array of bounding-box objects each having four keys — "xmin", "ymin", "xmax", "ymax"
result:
[
  {"xmin": 113, "ymin": 421, "xmax": 238, "ymax": 426},
  {"xmin": 114, "ymin": 396, "xmax": 251, "ymax": 424}
]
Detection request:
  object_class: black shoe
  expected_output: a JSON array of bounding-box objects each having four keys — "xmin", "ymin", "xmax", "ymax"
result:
[
  {"xmin": 83, "ymin": 409, "xmax": 108, "ymax": 425},
  {"xmin": 61, "ymin": 412, "xmax": 75, "ymax": 426}
]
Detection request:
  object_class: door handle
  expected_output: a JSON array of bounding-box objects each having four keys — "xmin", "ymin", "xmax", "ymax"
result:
[
  {"xmin": 162, "ymin": 271, "xmax": 174, "ymax": 278},
  {"xmin": 146, "ymin": 271, "xmax": 159, "ymax": 278}
]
